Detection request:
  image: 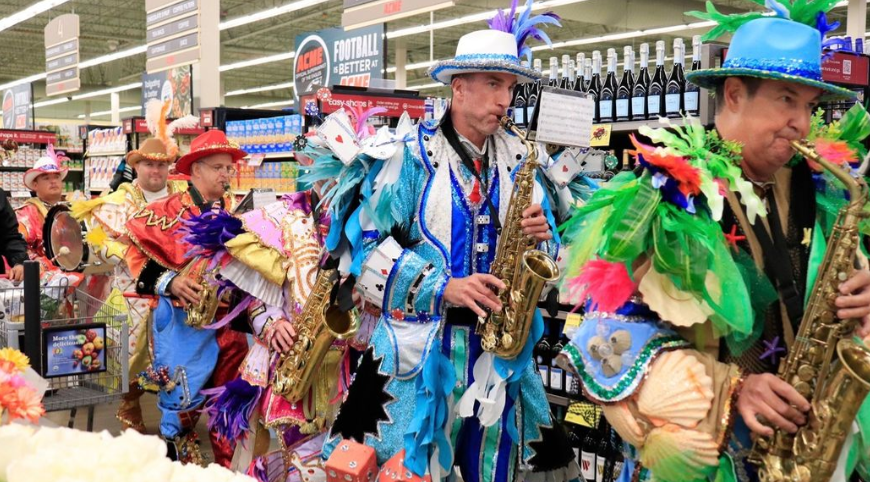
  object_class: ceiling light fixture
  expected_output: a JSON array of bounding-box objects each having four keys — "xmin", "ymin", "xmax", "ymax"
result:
[
  {"xmin": 226, "ymin": 81, "xmax": 294, "ymax": 97},
  {"xmin": 386, "ymin": 0, "xmax": 589, "ymax": 39},
  {"xmin": 0, "ymin": 0, "xmax": 71, "ymax": 34},
  {"xmin": 71, "ymin": 82, "xmax": 142, "ymax": 101},
  {"xmin": 220, "ymin": 51, "xmax": 295, "ymax": 72},
  {"xmin": 33, "ymin": 97, "xmax": 70, "ymax": 108},
  {"xmin": 77, "ymin": 105, "xmax": 141, "ymax": 119},
  {"xmin": 220, "ymin": 0, "xmax": 330, "ymax": 30},
  {"xmin": 243, "ymin": 99, "xmax": 296, "ymax": 109}
]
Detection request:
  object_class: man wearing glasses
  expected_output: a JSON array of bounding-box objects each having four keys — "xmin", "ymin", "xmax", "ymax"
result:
[{"xmin": 125, "ymin": 129, "xmax": 248, "ymax": 467}]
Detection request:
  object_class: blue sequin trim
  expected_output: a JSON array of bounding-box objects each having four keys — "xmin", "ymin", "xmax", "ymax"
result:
[
  {"xmin": 429, "ymin": 63, "xmax": 541, "ymax": 84},
  {"xmin": 722, "ymin": 57, "xmax": 822, "ymax": 81},
  {"xmin": 383, "ymin": 250, "xmax": 408, "ymax": 313},
  {"xmin": 454, "ymin": 53, "xmax": 520, "ymax": 64},
  {"xmin": 416, "ymin": 130, "xmax": 451, "ymax": 265}
]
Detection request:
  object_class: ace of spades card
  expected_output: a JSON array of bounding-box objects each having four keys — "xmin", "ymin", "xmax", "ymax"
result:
[{"xmin": 317, "ymin": 109, "xmax": 362, "ymax": 166}]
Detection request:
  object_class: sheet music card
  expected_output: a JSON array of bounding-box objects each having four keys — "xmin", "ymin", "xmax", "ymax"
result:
[{"xmin": 528, "ymin": 86, "xmax": 593, "ymax": 148}]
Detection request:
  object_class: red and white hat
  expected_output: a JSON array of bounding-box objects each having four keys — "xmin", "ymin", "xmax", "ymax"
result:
[
  {"xmin": 24, "ymin": 145, "xmax": 68, "ymax": 190},
  {"xmin": 175, "ymin": 129, "xmax": 247, "ymax": 175}
]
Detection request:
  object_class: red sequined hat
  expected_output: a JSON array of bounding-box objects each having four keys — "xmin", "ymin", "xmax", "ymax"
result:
[{"xmin": 175, "ymin": 129, "xmax": 247, "ymax": 175}]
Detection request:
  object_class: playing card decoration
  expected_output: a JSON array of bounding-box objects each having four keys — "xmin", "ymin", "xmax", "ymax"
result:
[
  {"xmin": 317, "ymin": 109, "xmax": 363, "ymax": 166},
  {"xmin": 358, "ymin": 236, "xmax": 403, "ymax": 307}
]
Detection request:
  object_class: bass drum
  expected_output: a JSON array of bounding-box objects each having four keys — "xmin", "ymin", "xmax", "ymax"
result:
[{"xmin": 43, "ymin": 204, "xmax": 112, "ymax": 274}]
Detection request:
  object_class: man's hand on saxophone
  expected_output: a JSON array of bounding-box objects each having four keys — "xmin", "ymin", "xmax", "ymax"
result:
[
  {"xmin": 835, "ymin": 269, "xmax": 870, "ymax": 337},
  {"xmin": 169, "ymin": 276, "xmax": 202, "ymax": 308},
  {"xmin": 444, "ymin": 274, "xmax": 506, "ymax": 318},
  {"xmin": 520, "ymin": 204, "xmax": 552, "ymax": 242},
  {"xmin": 267, "ymin": 318, "xmax": 297, "ymax": 354},
  {"xmin": 739, "ymin": 373, "xmax": 810, "ymax": 437}
]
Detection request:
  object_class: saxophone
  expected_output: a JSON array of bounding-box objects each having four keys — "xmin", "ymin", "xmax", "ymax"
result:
[
  {"xmin": 476, "ymin": 116, "xmax": 561, "ymax": 359},
  {"xmin": 272, "ymin": 267, "xmax": 359, "ymax": 401},
  {"xmin": 749, "ymin": 140, "xmax": 870, "ymax": 482},
  {"xmin": 178, "ymin": 257, "xmax": 222, "ymax": 329}
]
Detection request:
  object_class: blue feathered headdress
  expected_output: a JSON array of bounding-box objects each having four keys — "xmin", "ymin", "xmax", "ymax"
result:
[{"xmin": 488, "ymin": 0, "xmax": 561, "ymax": 64}]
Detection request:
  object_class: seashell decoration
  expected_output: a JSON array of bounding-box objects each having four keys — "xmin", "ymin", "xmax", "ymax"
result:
[
  {"xmin": 636, "ymin": 350, "xmax": 714, "ymax": 428},
  {"xmin": 586, "ymin": 330, "xmax": 633, "ymax": 377},
  {"xmin": 639, "ymin": 424, "xmax": 720, "ymax": 481},
  {"xmin": 601, "ymin": 401, "xmax": 646, "ymax": 448}
]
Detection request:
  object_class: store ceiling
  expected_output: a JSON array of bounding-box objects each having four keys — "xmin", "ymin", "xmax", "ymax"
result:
[{"xmin": 0, "ymin": 0, "xmax": 858, "ymax": 121}]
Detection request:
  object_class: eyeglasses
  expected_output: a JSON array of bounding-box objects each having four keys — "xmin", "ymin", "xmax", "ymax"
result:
[{"xmin": 199, "ymin": 163, "xmax": 237, "ymax": 176}]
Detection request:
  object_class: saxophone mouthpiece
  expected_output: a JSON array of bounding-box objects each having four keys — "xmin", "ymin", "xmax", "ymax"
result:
[{"xmin": 499, "ymin": 116, "xmax": 515, "ymax": 130}]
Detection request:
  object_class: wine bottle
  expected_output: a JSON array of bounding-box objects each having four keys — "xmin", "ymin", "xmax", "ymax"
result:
[
  {"xmin": 632, "ymin": 43, "xmax": 651, "ymax": 121},
  {"xmin": 599, "ymin": 48, "xmax": 618, "ymax": 123},
  {"xmin": 616, "ymin": 46, "xmax": 635, "ymax": 122},
  {"xmin": 684, "ymin": 35, "xmax": 702, "ymax": 116},
  {"xmin": 581, "ymin": 421, "xmax": 598, "ymax": 482},
  {"xmin": 665, "ymin": 38, "xmax": 686, "ymax": 118},
  {"xmin": 584, "ymin": 58, "xmax": 593, "ymax": 93},
  {"xmin": 647, "ymin": 40, "xmax": 666, "ymax": 119},
  {"xmin": 560, "ymin": 54, "xmax": 574, "ymax": 90},
  {"xmin": 606, "ymin": 430, "xmax": 625, "ymax": 482},
  {"xmin": 528, "ymin": 58, "xmax": 543, "ymax": 123},
  {"xmin": 588, "ymin": 51, "xmax": 602, "ymax": 123},
  {"xmin": 549, "ymin": 321, "xmax": 566, "ymax": 395},
  {"xmin": 567, "ymin": 423, "xmax": 584, "ymax": 467},
  {"xmin": 512, "ymin": 60, "xmax": 530, "ymax": 125},
  {"xmin": 535, "ymin": 321, "xmax": 551, "ymax": 390},
  {"xmin": 575, "ymin": 53, "xmax": 587, "ymax": 93},
  {"xmin": 548, "ymin": 56, "xmax": 559, "ymax": 87},
  {"xmin": 595, "ymin": 419, "xmax": 611, "ymax": 482}
]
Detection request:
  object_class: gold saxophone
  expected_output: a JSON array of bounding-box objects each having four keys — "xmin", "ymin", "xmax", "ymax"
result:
[
  {"xmin": 749, "ymin": 140, "xmax": 870, "ymax": 482},
  {"xmin": 272, "ymin": 267, "xmax": 359, "ymax": 401},
  {"xmin": 178, "ymin": 258, "xmax": 222, "ymax": 329},
  {"xmin": 476, "ymin": 116, "xmax": 561, "ymax": 359}
]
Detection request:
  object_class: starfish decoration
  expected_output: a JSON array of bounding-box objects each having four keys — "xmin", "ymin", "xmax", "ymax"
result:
[
  {"xmin": 759, "ymin": 336, "xmax": 787, "ymax": 366},
  {"xmin": 724, "ymin": 224, "xmax": 746, "ymax": 253},
  {"xmin": 802, "ymin": 227, "xmax": 813, "ymax": 247}
]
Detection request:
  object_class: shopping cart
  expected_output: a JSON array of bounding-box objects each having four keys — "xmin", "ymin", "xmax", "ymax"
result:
[{"xmin": 0, "ymin": 262, "xmax": 129, "ymax": 430}]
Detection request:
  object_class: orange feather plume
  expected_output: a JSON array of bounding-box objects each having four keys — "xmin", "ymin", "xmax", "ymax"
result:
[{"xmin": 629, "ymin": 134, "xmax": 702, "ymax": 196}]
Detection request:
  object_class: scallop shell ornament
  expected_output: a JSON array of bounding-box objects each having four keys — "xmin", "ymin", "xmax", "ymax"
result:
[
  {"xmin": 601, "ymin": 401, "xmax": 646, "ymax": 448},
  {"xmin": 639, "ymin": 425, "xmax": 720, "ymax": 482},
  {"xmin": 637, "ymin": 350, "xmax": 714, "ymax": 428}
]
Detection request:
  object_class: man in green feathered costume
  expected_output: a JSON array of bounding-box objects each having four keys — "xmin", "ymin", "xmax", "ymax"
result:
[{"xmin": 557, "ymin": 1, "xmax": 870, "ymax": 481}]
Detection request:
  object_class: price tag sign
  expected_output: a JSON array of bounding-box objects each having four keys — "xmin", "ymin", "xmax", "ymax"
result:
[
  {"xmin": 564, "ymin": 313, "xmax": 583, "ymax": 329},
  {"xmin": 247, "ymin": 153, "xmax": 266, "ymax": 167},
  {"xmin": 590, "ymin": 124, "xmax": 612, "ymax": 147},
  {"xmin": 565, "ymin": 401, "xmax": 601, "ymax": 428}
]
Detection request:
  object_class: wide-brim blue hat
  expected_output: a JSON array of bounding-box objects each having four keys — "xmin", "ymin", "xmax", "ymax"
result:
[
  {"xmin": 429, "ymin": 30, "xmax": 541, "ymax": 84},
  {"xmin": 686, "ymin": 17, "xmax": 856, "ymax": 100}
]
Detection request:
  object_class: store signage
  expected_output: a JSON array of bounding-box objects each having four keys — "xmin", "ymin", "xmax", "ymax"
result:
[
  {"xmin": 303, "ymin": 92, "xmax": 425, "ymax": 118},
  {"xmin": 822, "ymin": 51, "xmax": 870, "ymax": 87},
  {"xmin": 141, "ymin": 65, "xmax": 193, "ymax": 117},
  {"xmin": 0, "ymin": 130, "xmax": 55, "ymax": 144},
  {"xmin": 145, "ymin": 0, "xmax": 201, "ymax": 74},
  {"xmin": 294, "ymin": 24, "xmax": 384, "ymax": 96},
  {"xmin": 131, "ymin": 118, "xmax": 202, "ymax": 136},
  {"xmin": 42, "ymin": 324, "xmax": 108, "ymax": 378},
  {"xmin": 342, "ymin": 0, "xmax": 453, "ymax": 30},
  {"xmin": 2, "ymin": 84, "xmax": 33, "ymax": 130},
  {"xmin": 44, "ymin": 14, "xmax": 80, "ymax": 96},
  {"xmin": 200, "ymin": 109, "xmax": 214, "ymax": 127}
]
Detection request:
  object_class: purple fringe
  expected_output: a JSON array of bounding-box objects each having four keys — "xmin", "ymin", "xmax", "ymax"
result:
[
  {"xmin": 181, "ymin": 210, "xmax": 244, "ymax": 259},
  {"xmin": 200, "ymin": 376, "xmax": 263, "ymax": 445},
  {"xmin": 247, "ymin": 456, "xmax": 269, "ymax": 482}
]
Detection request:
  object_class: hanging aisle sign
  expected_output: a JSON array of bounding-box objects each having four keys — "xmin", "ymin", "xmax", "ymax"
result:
[
  {"xmin": 294, "ymin": 25, "xmax": 385, "ymax": 96},
  {"xmin": 145, "ymin": 0, "xmax": 207, "ymax": 74},
  {"xmin": 44, "ymin": 14, "xmax": 80, "ymax": 96}
]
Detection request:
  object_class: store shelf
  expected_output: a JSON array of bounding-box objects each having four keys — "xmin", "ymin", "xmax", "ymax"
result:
[
  {"xmin": 547, "ymin": 393, "xmax": 570, "ymax": 407},
  {"xmin": 245, "ymin": 152, "xmax": 296, "ymax": 161},
  {"xmin": 231, "ymin": 189, "xmax": 296, "ymax": 196},
  {"xmin": 86, "ymin": 151, "xmax": 127, "ymax": 157},
  {"xmin": 604, "ymin": 117, "xmax": 690, "ymax": 133},
  {"xmin": 66, "ymin": 168, "xmax": 83, "ymax": 172},
  {"xmin": 0, "ymin": 166, "xmax": 27, "ymax": 171},
  {"xmin": 8, "ymin": 191, "xmax": 31, "ymax": 198}
]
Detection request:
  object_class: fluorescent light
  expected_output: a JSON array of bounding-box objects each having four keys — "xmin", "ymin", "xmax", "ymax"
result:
[
  {"xmin": 386, "ymin": 60, "xmax": 438, "ymax": 74},
  {"xmin": 72, "ymin": 82, "xmax": 142, "ymax": 100},
  {"xmin": 387, "ymin": 0, "xmax": 587, "ymax": 39},
  {"xmin": 533, "ymin": 21, "xmax": 716, "ymax": 51},
  {"xmin": 220, "ymin": 51, "xmax": 295, "ymax": 72},
  {"xmin": 226, "ymin": 81, "xmax": 294, "ymax": 97},
  {"xmin": 411, "ymin": 82, "xmax": 444, "ymax": 90},
  {"xmin": 77, "ymin": 105, "xmax": 140, "ymax": 119},
  {"xmin": 80, "ymin": 45, "xmax": 147, "ymax": 69},
  {"xmin": 34, "ymin": 97, "xmax": 70, "ymax": 108},
  {"xmin": 0, "ymin": 0, "xmax": 71, "ymax": 34},
  {"xmin": 0, "ymin": 72, "xmax": 47, "ymax": 91},
  {"xmin": 220, "ymin": 0, "xmax": 330, "ymax": 30},
  {"xmin": 243, "ymin": 100, "xmax": 296, "ymax": 109}
]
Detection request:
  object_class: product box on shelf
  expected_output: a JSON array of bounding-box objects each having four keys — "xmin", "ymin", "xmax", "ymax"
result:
[{"xmin": 87, "ymin": 127, "xmax": 126, "ymax": 154}]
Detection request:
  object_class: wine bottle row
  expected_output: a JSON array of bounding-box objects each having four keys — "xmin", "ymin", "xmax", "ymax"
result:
[
  {"xmin": 511, "ymin": 36, "xmax": 703, "ymax": 125},
  {"xmin": 566, "ymin": 413, "xmax": 625, "ymax": 482},
  {"xmin": 535, "ymin": 317, "xmax": 579, "ymax": 397}
]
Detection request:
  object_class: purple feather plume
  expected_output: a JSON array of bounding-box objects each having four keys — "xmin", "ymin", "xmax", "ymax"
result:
[
  {"xmin": 488, "ymin": 0, "xmax": 561, "ymax": 64},
  {"xmin": 181, "ymin": 210, "xmax": 244, "ymax": 259},
  {"xmin": 200, "ymin": 377, "xmax": 263, "ymax": 445},
  {"xmin": 247, "ymin": 456, "xmax": 269, "ymax": 482}
]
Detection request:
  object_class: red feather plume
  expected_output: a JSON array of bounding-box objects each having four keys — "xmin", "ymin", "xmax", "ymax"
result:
[
  {"xmin": 566, "ymin": 258, "xmax": 636, "ymax": 313},
  {"xmin": 629, "ymin": 134, "xmax": 702, "ymax": 196}
]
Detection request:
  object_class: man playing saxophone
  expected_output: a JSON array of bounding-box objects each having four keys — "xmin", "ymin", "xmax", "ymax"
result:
[
  {"xmin": 558, "ymin": 2, "xmax": 870, "ymax": 481},
  {"xmin": 125, "ymin": 129, "xmax": 248, "ymax": 467},
  {"xmin": 294, "ymin": 4, "xmax": 587, "ymax": 482}
]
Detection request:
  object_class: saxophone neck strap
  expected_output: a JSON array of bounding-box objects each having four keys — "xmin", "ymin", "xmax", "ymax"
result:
[{"xmin": 441, "ymin": 114, "xmax": 502, "ymax": 232}]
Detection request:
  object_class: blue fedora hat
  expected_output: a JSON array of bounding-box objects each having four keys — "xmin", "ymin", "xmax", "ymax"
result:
[{"xmin": 686, "ymin": 17, "xmax": 856, "ymax": 100}]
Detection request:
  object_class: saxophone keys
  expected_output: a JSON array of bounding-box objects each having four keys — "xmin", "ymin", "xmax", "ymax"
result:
[
  {"xmin": 797, "ymin": 365, "xmax": 815, "ymax": 382},
  {"xmin": 501, "ymin": 333, "xmax": 514, "ymax": 349},
  {"xmin": 794, "ymin": 381, "xmax": 812, "ymax": 398},
  {"xmin": 482, "ymin": 334, "xmax": 497, "ymax": 351}
]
